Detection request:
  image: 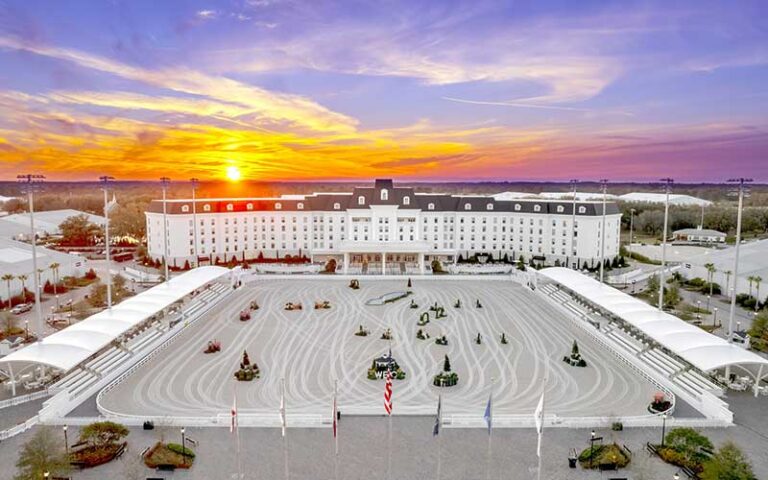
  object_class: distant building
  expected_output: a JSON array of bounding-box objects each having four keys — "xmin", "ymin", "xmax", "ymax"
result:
[
  {"xmin": 673, "ymin": 227, "xmax": 726, "ymax": 244},
  {"xmin": 0, "ymin": 209, "xmax": 105, "ymax": 240},
  {"xmin": 145, "ymin": 179, "xmax": 622, "ymax": 273},
  {"xmin": 0, "ymin": 237, "xmax": 89, "ymax": 299},
  {"xmin": 539, "ymin": 192, "xmax": 618, "ymax": 201},
  {"xmin": 619, "ymin": 192, "xmax": 712, "ymax": 207}
]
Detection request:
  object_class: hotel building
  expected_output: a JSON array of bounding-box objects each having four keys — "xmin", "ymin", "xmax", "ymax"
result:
[{"xmin": 146, "ymin": 179, "xmax": 622, "ymax": 274}]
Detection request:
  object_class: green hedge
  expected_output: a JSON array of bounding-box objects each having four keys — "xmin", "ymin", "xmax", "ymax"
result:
[{"xmin": 167, "ymin": 443, "xmax": 195, "ymax": 458}]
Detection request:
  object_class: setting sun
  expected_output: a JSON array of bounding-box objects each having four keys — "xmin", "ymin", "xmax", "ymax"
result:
[{"xmin": 226, "ymin": 165, "xmax": 241, "ymax": 181}]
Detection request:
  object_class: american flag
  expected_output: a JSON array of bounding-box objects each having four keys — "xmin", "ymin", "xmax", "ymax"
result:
[{"xmin": 384, "ymin": 369, "xmax": 393, "ymax": 415}]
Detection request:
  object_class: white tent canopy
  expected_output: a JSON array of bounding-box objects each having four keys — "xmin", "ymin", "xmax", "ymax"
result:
[
  {"xmin": 538, "ymin": 267, "xmax": 768, "ymax": 377},
  {"xmin": 0, "ymin": 266, "xmax": 230, "ymax": 372}
]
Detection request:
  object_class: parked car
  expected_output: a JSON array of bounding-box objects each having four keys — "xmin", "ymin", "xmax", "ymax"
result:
[{"xmin": 11, "ymin": 303, "xmax": 33, "ymax": 315}]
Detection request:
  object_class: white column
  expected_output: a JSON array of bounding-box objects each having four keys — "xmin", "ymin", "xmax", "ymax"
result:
[
  {"xmin": 343, "ymin": 252, "xmax": 349, "ymax": 275},
  {"xmin": 754, "ymin": 364, "xmax": 763, "ymax": 398},
  {"xmin": 419, "ymin": 253, "xmax": 425, "ymax": 274},
  {"xmin": 9, "ymin": 363, "xmax": 15, "ymax": 397},
  {"xmin": 382, "ymin": 253, "xmax": 386, "ymax": 275}
]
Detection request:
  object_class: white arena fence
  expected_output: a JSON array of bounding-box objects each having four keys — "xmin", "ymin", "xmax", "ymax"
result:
[
  {"xmin": 447, "ymin": 264, "xmax": 514, "ymax": 274},
  {"xmin": 252, "ymin": 264, "xmax": 322, "ymax": 274},
  {"xmin": 0, "ymin": 389, "xmax": 50, "ymax": 410}
]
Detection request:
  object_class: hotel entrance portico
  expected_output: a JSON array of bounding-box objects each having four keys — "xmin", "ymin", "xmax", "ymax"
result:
[{"xmin": 337, "ymin": 241, "xmax": 433, "ymax": 275}]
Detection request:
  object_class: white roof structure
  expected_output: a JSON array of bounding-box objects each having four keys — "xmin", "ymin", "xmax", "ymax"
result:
[
  {"xmin": 538, "ymin": 267, "xmax": 768, "ymax": 377},
  {"xmin": 491, "ymin": 192, "xmax": 538, "ymax": 201},
  {"xmin": 0, "ymin": 209, "xmax": 106, "ymax": 239},
  {"xmin": 539, "ymin": 192, "xmax": 618, "ymax": 201},
  {"xmin": 618, "ymin": 192, "xmax": 712, "ymax": 207},
  {"xmin": 0, "ymin": 266, "xmax": 229, "ymax": 372}
]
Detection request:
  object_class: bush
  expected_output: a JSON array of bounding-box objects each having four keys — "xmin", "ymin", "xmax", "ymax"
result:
[
  {"xmin": 84, "ymin": 268, "xmax": 98, "ymax": 280},
  {"xmin": 577, "ymin": 443, "xmax": 630, "ymax": 469},
  {"xmin": 167, "ymin": 443, "xmax": 195, "ymax": 458}
]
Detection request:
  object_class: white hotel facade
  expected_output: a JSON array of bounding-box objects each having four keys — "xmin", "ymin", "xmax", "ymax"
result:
[{"xmin": 146, "ymin": 179, "xmax": 622, "ymax": 273}]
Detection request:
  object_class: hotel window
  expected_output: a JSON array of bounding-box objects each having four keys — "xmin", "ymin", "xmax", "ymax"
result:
[
  {"xmin": 247, "ymin": 203, "xmax": 253, "ymax": 210},
  {"xmin": 486, "ymin": 203, "xmax": 493, "ymax": 211},
  {"xmin": 514, "ymin": 204, "xmax": 521, "ymax": 211},
  {"xmin": 334, "ymin": 202, "xmax": 341, "ymax": 210},
  {"xmin": 275, "ymin": 203, "xmax": 282, "ymax": 210},
  {"xmin": 358, "ymin": 196, "xmax": 365, "ymax": 206},
  {"xmin": 227, "ymin": 203, "xmax": 234, "ymax": 211},
  {"xmin": 298, "ymin": 202, "xmax": 304, "ymax": 210},
  {"xmin": 557, "ymin": 205, "xmax": 564, "ymax": 213},
  {"xmin": 428, "ymin": 203, "xmax": 435, "ymax": 210},
  {"xmin": 403, "ymin": 196, "xmax": 410, "ymax": 206},
  {"xmin": 578, "ymin": 206, "xmax": 586, "ymax": 214},
  {"xmin": 204, "ymin": 204, "xmax": 211, "ymax": 212},
  {"xmin": 381, "ymin": 189, "xmax": 389, "ymax": 201},
  {"xmin": 181, "ymin": 205, "xmax": 189, "ymax": 213},
  {"xmin": 464, "ymin": 203, "xmax": 471, "ymax": 211},
  {"xmin": 534, "ymin": 205, "xmax": 541, "ymax": 212}
]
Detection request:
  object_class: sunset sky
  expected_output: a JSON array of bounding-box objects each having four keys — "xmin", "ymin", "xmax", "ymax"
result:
[{"xmin": 0, "ymin": 0, "xmax": 767, "ymax": 182}]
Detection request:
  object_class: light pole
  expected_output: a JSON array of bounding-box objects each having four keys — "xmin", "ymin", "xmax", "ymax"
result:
[
  {"xmin": 697, "ymin": 300, "xmax": 701, "ymax": 314},
  {"xmin": 706, "ymin": 294, "xmax": 711, "ymax": 312},
  {"xmin": 661, "ymin": 412, "xmax": 668, "ymax": 447},
  {"xmin": 658, "ymin": 178, "xmax": 674, "ymax": 311},
  {"xmin": 24, "ymin": 320, "xmax": 29, "ymax": 339},
  {"xmin": 43, "ymin": 471, "xmax": 49, "ymax": 479},
  {"xmin": 570, "ymin": 179, "xmax": 578, "ymax": 269},
  {"xmin": 100, "ymin": 176, "xmax": 115, "ymax": 310},
  {"xmin": 18, "ymin": 174, "xmax": 45, "ymax": 342},
  {"xmin": 713, "ymin": 307, "xmax": 718, "ymax": 328},
  {"xmin": 599, "ymin": 179, "xmax": 608, "ymax": 283},
  {"xmin": 181, "ymin": 427, "xmax": 186, "ymax": 466},
  {"xmin": 674, "ymin": 472, "xmax": 680, "ymax": 480},
  {"xmin": 160, "ymin": 177, "xmax": 171, "ymax": 283},
  {"xmin": 190, "ymin": 178, "xmax": 199, "ymax": 268},
  {"xmin": 727, "ymin": 178, "xmax": 751, "ymax": 345},
  {"xmin": 63, "ymin": 425, "xmax": 68, "ymax": 455},
  {"xmin": 589, "ymin": 430, "xmax": 597, "ymax": 468}
]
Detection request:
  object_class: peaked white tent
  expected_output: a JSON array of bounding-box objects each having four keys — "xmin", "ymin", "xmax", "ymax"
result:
[
  {"xmin": 538, "ymin": 267, "xmax": 768, "ymax": 381},
  {"xmin": 0, "ymin": 266, "xmax": 229, "ymax": 373}
]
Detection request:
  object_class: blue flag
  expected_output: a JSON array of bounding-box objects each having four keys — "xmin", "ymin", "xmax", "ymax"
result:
[
  {"xmin": 433, "ymin": 395, "xmax": 442, "ymax": 436},
  {"xmin": 483, "ymin": 393, "xmax": 492, "ymax": 434}
]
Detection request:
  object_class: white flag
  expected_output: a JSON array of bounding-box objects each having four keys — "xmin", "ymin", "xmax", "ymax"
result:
[
  {"xmin": 534, "ymin": 392, "xmax": 544, "ymax": 457},
  {"xmin": 105, "ymin": 194, "xmax": 118, "ymax": 215}
]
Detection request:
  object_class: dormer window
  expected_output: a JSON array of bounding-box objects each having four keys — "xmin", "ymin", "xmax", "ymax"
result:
[
  {"xmin": 486, "ymin": 203, "xmax": 493, "ymax": 211},
  {"xmin": 514, "ymin": 204, "xmax": 521, "ymax": 211},
  {"xmin": 247, "ymin": 203, "xmax": 254, "ymax": 210},
  {"xmin": 557, "ymin": 205, "xmax": 564, "ymax": 213},
  {"xmin": 534, "ymin": 205, "xmax": 541, "ymax": 212},
  {"xmin": 203, "ymin": 204, "xmax": 211, "ymax": 212},
  {"xmin": 334, "ymin": 202, "xmax": 341, "ymax": 210},
  {"xmin": 403, "ymin": 196, "xmax": 410, "ymax": 206},
  {"xmin": 298, "ymin": 202, "xmax": 304, "ymax": 210},
  {"xmin": 381, "ymin": 189, "xmax": 388, "ymax": 201},
  {"xmin": 181, "ymin": 205, "xmax": 189, "ymax": 213},
  {"xmin": 226, "ymin": 203, "xmax": 234, "ymax": 211},
  {"xmin": 275, "ymin": 202, "xmax": 282, "ymax": 210},
  {"xmin": 358, "ymin": 196, "xmax": 365, "ymax": 206},
  {"xmin": 427, "ymin": 203, "xmax": 435, "ymax": 211},
  {"xmin": 464, "ymin": 203, "xmax": 471, "ymax": 211},
  {"xmin": 578, "ymin": 206, "xmax": 586, "ymax": 214}
]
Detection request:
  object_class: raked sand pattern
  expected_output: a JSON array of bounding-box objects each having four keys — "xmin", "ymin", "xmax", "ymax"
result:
[{"xmin": 99, "ymin": 279, "xmax": 656, "ymax": 418}]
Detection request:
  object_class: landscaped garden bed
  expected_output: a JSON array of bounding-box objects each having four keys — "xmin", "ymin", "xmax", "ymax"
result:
[
  {"xmin": 578, "ymin": 443, "xmax": 630, "ymax": 470},
  {"xmin": 143, "ymin": 441, "xmax": 195, "ymax": 469}
]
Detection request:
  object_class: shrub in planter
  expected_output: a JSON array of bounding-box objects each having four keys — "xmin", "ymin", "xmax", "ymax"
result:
[
  {"xmin": 354, "ymin": 325, "xmax": 369, "ymax": 336},
  {"xmin": 475, "ymin": 332, "xmax": 482, "ymax": 345},
  {"xmin": 167, "ymin": 443, "xmax": 195, "ymax": 459},
  {"xmin": 417, "ymin": 312, "xmax": 430, "ymax": 326},
  {"xmin": 500, "ymin": 333, "xmax": 508, "ymax": 344},
  {"xmin": 435, "ymin": 335, "xmax": 448, "ymax": 346},
  {"xmin": 611, "ymin": 422, "xmax": 623, "ymax": 431}
]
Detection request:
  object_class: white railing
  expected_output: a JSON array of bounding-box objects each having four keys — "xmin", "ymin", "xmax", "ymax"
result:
[
  {"xmin": 0, "ymin": 389, "xmax": 50, "ymax": 410},
  {"xmin": 0, "ymin": 415, "xmax": 39, "ymax": 440}
]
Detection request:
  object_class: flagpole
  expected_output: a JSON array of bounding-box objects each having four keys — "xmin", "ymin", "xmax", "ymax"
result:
[
  {"xmin": 282, "ymin": 378, "xmax": 289, "ymax": 480},
  {"xmin": 536, "ymin": 367, "xmax": 549, "ymax": 480},
  {"xmin": 334, "ymin": 379, "xmax": 339, "ymax": 480},
  {"xmin": 387, "ymin": 407, "xmax": 393, "ymax": 478},
  {"xmin": 234, "ymin": 387, "xmax": 243, "ymax": 480},
  {"xmin": 487, "ymin": 378, "xmax": 495, "ymax": 480},
  {"xmin": 436, "ymin": 394, "xmax": 442, "ymax": 480}
]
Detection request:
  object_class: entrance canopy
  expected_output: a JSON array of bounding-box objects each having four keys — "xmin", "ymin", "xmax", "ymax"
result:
[
  {"xmin": 538, "ymin": 267, "xmax": 768, "ymax": 377},
  {"xmin": 1, "ymin": 266, "xmax": 229, "ymax": 372}
]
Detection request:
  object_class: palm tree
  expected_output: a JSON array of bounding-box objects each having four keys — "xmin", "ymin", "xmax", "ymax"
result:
[
  {"xmin": 17, "ymin": 274, "xmax": 28, "ymax": 302},
  {"xmin": 747, "ymin": 275, "xmax": 756, "ymax": 298},
  {"xmin": 755, "ymin": 276, "xmax": 763, "ymax": 311},
  {"xmin": 704, "ymin": 262, "xmax": 716, "ymax": 296},
  {"xmin": 723, "ymin": 270, "xmax": 732, "ymax": 294},
  {"xmin": 1, "ymin": 273, "xmax": 14, "ymax": 309}
]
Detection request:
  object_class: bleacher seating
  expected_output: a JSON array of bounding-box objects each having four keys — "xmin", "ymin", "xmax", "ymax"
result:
[{"xmin": 539, "ymin": 281, "xmax": 723, "ymax": 400}]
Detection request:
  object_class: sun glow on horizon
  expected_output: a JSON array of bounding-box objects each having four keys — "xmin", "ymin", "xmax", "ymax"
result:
[{"xmin": 226, "ymin": 165, "xmax": 242, "ymax": 181}]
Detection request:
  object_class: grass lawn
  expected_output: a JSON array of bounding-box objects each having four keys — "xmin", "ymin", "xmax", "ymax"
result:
[{"xmin": 144, "ymin": 442, "xmax": 195, "ymax": 469}]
